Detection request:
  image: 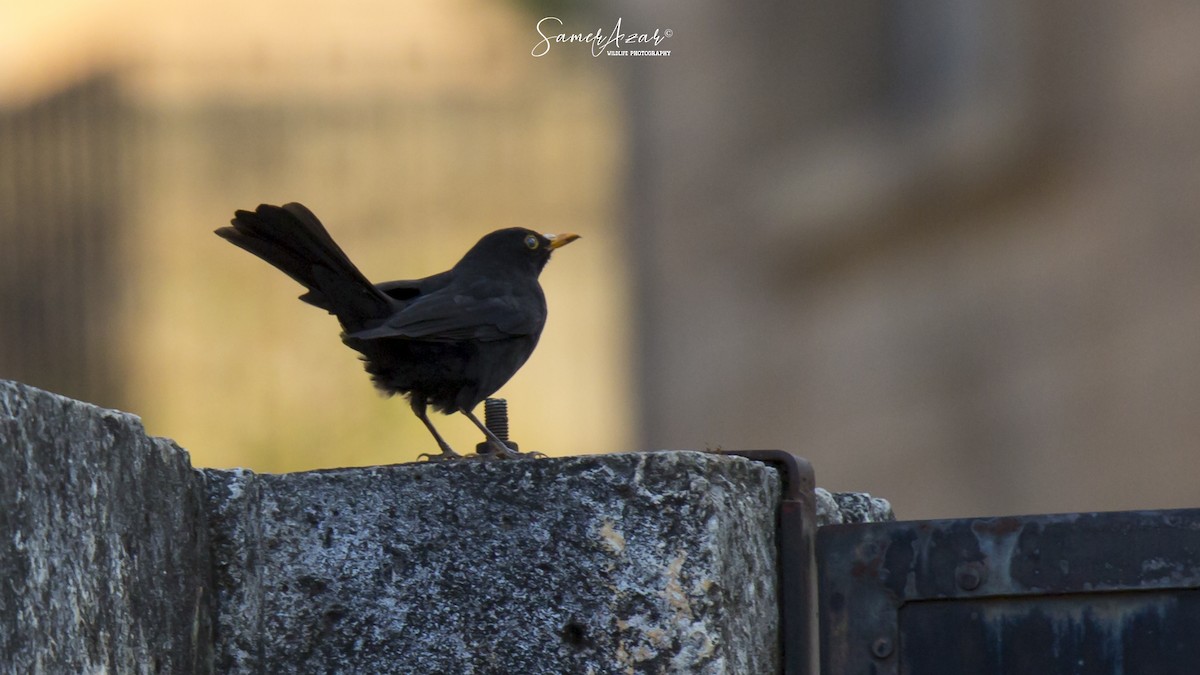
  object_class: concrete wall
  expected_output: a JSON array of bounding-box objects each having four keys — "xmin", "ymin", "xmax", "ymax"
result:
[
  {"xmin": 4, "ymin": 380, "xmax": 847, "ymax": 673},
  {"xmin": 0, "ymin": 380, "xmax": 212, "ymax": 673}
]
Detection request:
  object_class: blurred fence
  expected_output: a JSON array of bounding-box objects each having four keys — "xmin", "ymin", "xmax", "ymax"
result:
[{"xmin": 0, "ymin": 75, "xmax": 130, "ymax": 410}]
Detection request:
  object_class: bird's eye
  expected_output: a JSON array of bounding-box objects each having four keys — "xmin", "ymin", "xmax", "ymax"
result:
[{"xmin": 524, "ymin": 234, "xmax": 540, "ymax": 250}]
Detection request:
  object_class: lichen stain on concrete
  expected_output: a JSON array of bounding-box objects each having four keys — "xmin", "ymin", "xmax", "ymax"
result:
[
  {"xmin": 663, "ymin": 549, "xmax": 694, "ymax": 622},
  {"xmin": 615, "ymin": 637, "xmax": 642, "ymax": 674},
  {"xmin": 615, "ymin": 615, "xmax": 673, "ymax": 671},
  {"xmin": 598, "ymin": 518, "xmax": 626, "ymax": 555},
  {"xmin": 610, "ymin": 547, "xmax": 723, "ymax": 672}
]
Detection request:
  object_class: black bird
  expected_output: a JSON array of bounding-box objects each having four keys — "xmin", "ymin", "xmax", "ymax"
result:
[{"xmin": 214, "ymin": 203, "xmax": 579, "ymax": 459}]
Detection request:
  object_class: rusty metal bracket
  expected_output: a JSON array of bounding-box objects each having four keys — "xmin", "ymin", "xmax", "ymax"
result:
[{"xmin": 722, "ymin": 449, "xmax": 816, "ymax": 675}]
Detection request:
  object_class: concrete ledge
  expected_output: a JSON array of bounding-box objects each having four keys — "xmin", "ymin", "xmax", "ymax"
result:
[
  {"xmin": 2, "ymin": 380, "xmax": 901, "ymax": 673},
  {"xmin": 0, "ymin": 380, "xmax": 788, "ymax": 673},
  {"xmin": 816, "ymin": 488, "xmax": 895, "ymax": 525},
  {"xmin": 204, "ymin": 452, "xmax": 782, "ymax": 673},
  {"xmin": 0, "ymin": 380, "xmax": 212, "ymax": 673}
]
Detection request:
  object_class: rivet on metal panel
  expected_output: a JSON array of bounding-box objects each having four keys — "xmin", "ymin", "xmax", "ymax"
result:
[
  {"xmin": 871, "ymin": 635, "xmax": 894, "ymax": 659},
  {"xmin": 956, "ymin": 561, "xmax": 987, "ymax": 591}
]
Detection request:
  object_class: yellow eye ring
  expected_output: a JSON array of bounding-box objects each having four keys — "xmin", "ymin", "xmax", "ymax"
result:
[{"xmin": 524, "ymin": 234, "xmax": 540, "ymax": 250}]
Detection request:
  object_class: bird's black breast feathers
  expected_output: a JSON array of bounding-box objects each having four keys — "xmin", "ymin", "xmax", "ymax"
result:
[
  {"xmin": 343, "ymin": 272, "xmax": 548, "ymax": 412},
  {"xmin": 344, "ymin": 333, "xmax": 541, "ymax": 414}
]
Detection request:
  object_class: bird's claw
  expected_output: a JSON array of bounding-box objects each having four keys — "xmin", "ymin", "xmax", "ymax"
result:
[{"xmin": 417, "ymin": 448, "xmax": 463, "ymax": 462}]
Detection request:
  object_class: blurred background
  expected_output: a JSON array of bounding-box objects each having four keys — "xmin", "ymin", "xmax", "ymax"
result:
[{"xmin": 3, "ymin": 1, "xmax": 1200, "ymax": 520}]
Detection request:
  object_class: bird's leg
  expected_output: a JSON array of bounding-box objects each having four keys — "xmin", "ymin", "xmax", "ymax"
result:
[
  {"xmin": 461, "ymin": 409, "xmax": 524, "ymax": 459},
  {"xmin": 412, "ymin": 399, "xmax": 461, "ymax": 461}
]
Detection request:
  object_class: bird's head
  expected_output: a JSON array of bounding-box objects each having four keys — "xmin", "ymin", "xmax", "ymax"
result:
[{"xmin": 458, "ymin": 227, "xmax": 581, "ymax": 276}]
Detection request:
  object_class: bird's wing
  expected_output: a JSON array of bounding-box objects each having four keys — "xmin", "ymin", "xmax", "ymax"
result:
[
  {"xmin": 375, "ymin": 279, "xmax": 423, "ymax": 301},
  {"xmin": 375, "ymin": 270, "xmax": 455, "ymax": 302},
  {"xmin": 346, "ymin": 284, "xmax": 544, "ymax": 343}
]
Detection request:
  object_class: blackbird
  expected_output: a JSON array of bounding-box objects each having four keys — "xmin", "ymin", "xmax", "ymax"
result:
[{"xmin": 214, "ymin": 203, "xmax": 579, "ymax": 459}]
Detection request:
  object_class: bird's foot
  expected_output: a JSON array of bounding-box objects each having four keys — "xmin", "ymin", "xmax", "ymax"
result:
[{"xmin": 417, "ymin": 447, "xmax": 463, "ymax": 462}]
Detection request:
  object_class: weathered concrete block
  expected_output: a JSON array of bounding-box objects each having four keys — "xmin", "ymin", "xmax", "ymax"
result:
[
  {"xmin": 1, "ymin": 380, "xmax": 803, "ymax": 673},
  {"xmin": 815, "ymin": 488, "xmax": 895, "ymax": 525},
  {"xmin": 204, "ymin": 452, "xmax": 782, "ymax": 674},
  {"xmin": 0, "ymin": 380, "xmax": 212, "ymax": 673}
]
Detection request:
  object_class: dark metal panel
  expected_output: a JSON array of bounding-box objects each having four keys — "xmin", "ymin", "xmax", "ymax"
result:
[
  {"xmin": 818, "ymin": 509, "xmax": 1200, "ymax": 674},
  {"xmin": 900, "ymin": 590, "xmax": 1200, "ymax": 675}
]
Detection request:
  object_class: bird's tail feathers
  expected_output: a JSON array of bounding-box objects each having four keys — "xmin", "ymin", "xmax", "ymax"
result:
[{"xmin": 215, "ymin": 203, "xmax": 392, "ymax": 327}]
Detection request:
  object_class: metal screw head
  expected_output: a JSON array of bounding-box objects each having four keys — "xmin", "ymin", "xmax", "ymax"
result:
[{"xmin": 871, "ymin": 636, "xmax": 894, "ymax": 659}]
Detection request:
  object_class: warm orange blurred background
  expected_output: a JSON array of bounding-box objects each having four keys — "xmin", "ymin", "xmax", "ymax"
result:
[
  {"xmin": 6, "ymin": 2, "xmax": 1200, "ymax": 520},
  {"xmin": 0, "ymin": 0, "xmax": 632, "ymax": 469}
]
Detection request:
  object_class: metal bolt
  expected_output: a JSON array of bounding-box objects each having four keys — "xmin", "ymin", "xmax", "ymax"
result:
[
  {"xmin": 871, "ymin": 636, "xmax": 894, "ymax": 659},
  {"xmin": 476, "ymin": 398, "xmax": 519, "ymax": 453}
]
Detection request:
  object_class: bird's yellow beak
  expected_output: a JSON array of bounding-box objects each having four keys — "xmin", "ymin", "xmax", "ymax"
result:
[{"xmin": 545, "ymin": 233, "xmax": 580, "ymax": 250}]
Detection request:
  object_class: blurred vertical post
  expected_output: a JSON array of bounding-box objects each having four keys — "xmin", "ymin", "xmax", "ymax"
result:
[{"xmin": 0, "ymin": 76, "xmax": 129, "ymax": 410}]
